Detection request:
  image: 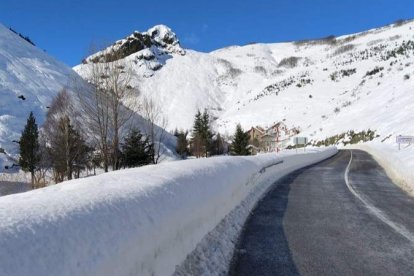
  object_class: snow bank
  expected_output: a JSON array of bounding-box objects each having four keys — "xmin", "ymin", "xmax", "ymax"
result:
[
  {"xmin": 174, "ymin": 147, "xmax": 337, "ymax": 275},
  {"xmin": 0, "ymin": 148, "xmax": 336, "ymax": 276},
  {"xmin": 347, "ymin": 142, "xmax": 414, "ymax": 196}
]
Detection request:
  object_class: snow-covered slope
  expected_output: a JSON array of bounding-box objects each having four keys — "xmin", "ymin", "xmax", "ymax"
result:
[
  {"xmin": 75, "ymin": 20, "xmax": 414, "ymax": 144},
  {"xmin": 0, "ymin": 23, "xmax": 84, "ymax": 169},
  {"xmin": 0, "ymin": 24, "xmax": 178, "ymax": 172}
]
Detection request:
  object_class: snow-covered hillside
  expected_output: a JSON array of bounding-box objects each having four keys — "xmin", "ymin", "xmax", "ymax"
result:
[
  {"xmin": 0, "ymin": 23, "xmax": 85, "ymax": 170},
  {"xmin": 75, "ymin": 20, "xmax": 414, "ymax": 144},
  {"xmin": 0, "ymin": 24, "xmax": 177, "ymax": 172}
]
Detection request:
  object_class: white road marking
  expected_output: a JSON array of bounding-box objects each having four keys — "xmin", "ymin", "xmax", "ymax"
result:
[{"xmin": 344, "ymin": 150, "xmax": 414, "ymax": 244}]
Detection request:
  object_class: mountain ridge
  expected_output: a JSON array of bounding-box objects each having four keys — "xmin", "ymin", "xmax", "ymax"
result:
[{"xmin": 75, "ymin": 19, "xmax": 414, "ymax": 146}]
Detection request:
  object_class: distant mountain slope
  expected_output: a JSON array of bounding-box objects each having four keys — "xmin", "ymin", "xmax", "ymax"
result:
[
  {"xmin": 0, "ymin": 23, "xmax": 83, "ymax": 169},
  {"xmin": 75, "ymin": 20, "xmax": 414, "ymax": 146}
]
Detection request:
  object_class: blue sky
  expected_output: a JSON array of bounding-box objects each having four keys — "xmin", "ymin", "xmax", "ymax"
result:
[{"xmin": 1, "ymin": 0, "xmax": 413, "ymax": 66}]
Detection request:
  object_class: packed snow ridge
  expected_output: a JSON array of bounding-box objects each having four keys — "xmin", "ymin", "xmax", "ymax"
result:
[{"xmin": 0, "ymin": 148, "xmax": 337, "ymax": 276}]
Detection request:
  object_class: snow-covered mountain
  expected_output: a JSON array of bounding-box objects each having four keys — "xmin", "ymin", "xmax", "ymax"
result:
[
  {"xmin": 2, "ymin": 20, "xmax": 414, "ymax": 171},
  {"xmin": 0, "ymin": 24, "xmax": 177, "ymax": 171},
  {"xmin": 75, "ymin": 21, "xmax": 414, "ymax": 145},
  {"xmin": 0, "ymin": 23, "xmax": 85, "ymax": 169}
]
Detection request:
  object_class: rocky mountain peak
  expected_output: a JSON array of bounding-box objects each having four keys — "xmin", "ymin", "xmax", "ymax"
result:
[{"xmin": 84, "ymin": 24, "xmax": 185, "ymax": 64}]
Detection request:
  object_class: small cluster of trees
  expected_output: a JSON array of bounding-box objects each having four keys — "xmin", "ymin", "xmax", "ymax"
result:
[
  {"xmin": 19, "ymin": 52, "xmax": 168, "ymax": 187},
  {"xmin": 190, "ymin": 109, "xmax": 226, "ymax": 157},
  {"xmin": 19, "ymin": 98, "xmax": 156, "ymax": 187},
  {"xmin": 9, "ymin": 27, "xmax": 36, "ymax": 46},
  {"xmin": 174, "ymin": 109, "xmax": 250, "ymax": 158}
]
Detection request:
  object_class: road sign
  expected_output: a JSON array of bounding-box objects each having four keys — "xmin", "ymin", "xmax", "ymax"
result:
[
  {"xmin": 396, "ymin": 135, "xmax": 414, "ymax": 150},
  {"xmin": 396, "ymin": 135, "xmax": 414, "ymax": 144},
  {"xmin": 293, "ymin": 137, "xmax": 308, "ymax": 153},
  {"xmin": 293, "ymin": 137, "xmax": 308, "ymax": 145}
]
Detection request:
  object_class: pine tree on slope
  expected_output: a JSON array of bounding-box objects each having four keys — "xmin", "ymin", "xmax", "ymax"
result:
[
  {"xmin": 176, "ymin": 130, "xmax": 189, "ymax": 159},
  {"xmin": 231, "ymin": 124, "xmax": 251, "ymax": 156},
  {"xmin": 200, "ymin": 109, "xmax": 213, "ymax": 157},
  {"xmin": 19, "ymin": 111, "xmax": 40, "ymax": 188},
  {"xmin": 191, "ymin": 110, "xmax": 203, "ymax": 157},
  {"xmin": 121, "ymin": 129, "xmax": 153, "ymax": 168}
]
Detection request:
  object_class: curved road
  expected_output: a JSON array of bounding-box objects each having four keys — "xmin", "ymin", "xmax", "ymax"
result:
[{"xmin": 230, "ymin": 150, "xmax": 414, "ymax": 275}]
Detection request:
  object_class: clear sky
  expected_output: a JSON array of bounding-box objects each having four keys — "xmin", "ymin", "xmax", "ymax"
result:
[{"xmin": 1, "ymin": 0, "xmax": 413, "ymax": 66}]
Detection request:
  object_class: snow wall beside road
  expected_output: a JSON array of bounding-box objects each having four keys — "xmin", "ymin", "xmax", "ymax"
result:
[{"xmin": 0, "ymin": 147, "xmax": 337, "ymax": 276}]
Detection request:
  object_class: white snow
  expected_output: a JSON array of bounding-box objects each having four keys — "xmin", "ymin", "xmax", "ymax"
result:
[{"xmin": 0, "ymin": 147, "xmax": 336, "ymax": 276}]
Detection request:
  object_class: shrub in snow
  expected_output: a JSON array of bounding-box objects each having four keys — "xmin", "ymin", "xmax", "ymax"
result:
[
  {"xmin": 385, "ymin": 40, "xmax": 414, "ymax": 60},
  {"xmin": 364, "ymin": 66, "xmax": 384, "ymax": 77},
  {"xmin": 254, "ymin": 66, "xmax": 267, "ymax": 75},
  {"xmin": 333, "ymin": 44, "xmax": 355, "ymax": 56},
  {"xmin": 393, "ymin": 19, "xmax": 408, "ymax": 27},
  {"xmin": 278, "ymin": 56, "xmax": 300, "ymax": 68},
  {"xmin": 313, "ymin": 130, "xmax": 378, "ymax": 146}
]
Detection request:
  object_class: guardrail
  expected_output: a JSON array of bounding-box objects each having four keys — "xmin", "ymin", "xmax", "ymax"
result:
[{"xmin": 259, "ymin": 160, "xmax": 284, "ymax": 173}]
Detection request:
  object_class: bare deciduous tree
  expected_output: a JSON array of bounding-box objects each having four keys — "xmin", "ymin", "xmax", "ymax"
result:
[
  {"xmin": 33, "ymin": 133, "xmax": 52, "ymax": 188},
  {"xmin": 76, "ymin": 50, "xmax": 138, "ymax": 171},
  {"xmin": 141, "ymin": 96, "xmax": 168, "ymax": 164},
  {"xmin": 43, "ymin": 89, "xmax": 90, "ymax": 182},
  {"xmin": 49, "ymin": 116, "xmax": 87, "ymax": 182}
]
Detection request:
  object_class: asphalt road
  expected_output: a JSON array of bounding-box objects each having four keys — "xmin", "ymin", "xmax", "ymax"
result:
[
  {"xmin": 0, "ymin": 181, "xmax": 30, "ymax": 197},
  {"xmin": 230, "ymin": 150, "xmax": 414, "ymax": 276}
]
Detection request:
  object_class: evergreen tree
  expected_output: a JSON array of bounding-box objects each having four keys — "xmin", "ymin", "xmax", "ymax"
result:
[
  {"xmin": 191, "ymin": 110, "xmax": 203, "ymax": 157},
  {"xmin": 211, "ymin": 133, "xmax": 225, "ymax": 155},
  {"xmin": 19, "ymin": 111, "xmax": 40, "ymax": 188},
  {"xmin": 192, "ymin": 110, "xmax": 203, "ymax": 136},
  {"xmin": 231, "ymin": 124, "xmax": 251, "ymax": 156},
  {"xmin": 200, "ymin": 109, "xmax": 213, "ymax": 157},
  {"xmin": 121, "ymin": 129, "xmax": 153, "ymax": 168},
  {"xmin": 173, "ymin": 128, "xmax": 179, "ymax": 137},
  {"xmin": 176, "ymin": 130, "xmax": 188, "ymax": 159},
  {"xmin": 191, "ymin": 109, "xmax": 214, "ymax": 157}
]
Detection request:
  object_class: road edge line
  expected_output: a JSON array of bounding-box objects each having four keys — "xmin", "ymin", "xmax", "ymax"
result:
[{"xmin": 344, "ymin": 150, "xmax": 414, "ymax": 244}]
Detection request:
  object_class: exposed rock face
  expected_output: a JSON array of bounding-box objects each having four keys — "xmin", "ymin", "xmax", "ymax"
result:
[{"xmin": 84, "ymin": 25, "xmax": 185, "ymax": 64}]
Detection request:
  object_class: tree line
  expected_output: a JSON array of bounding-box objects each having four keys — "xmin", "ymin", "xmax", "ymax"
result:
[
  {"xmin": 17, "ymin": 50, "xmax": 251, "ymax": 187},
  {"xmin": 173, "ymin": 109, "xmax": 251, "ymax": 159},
  {"xmin": 20, "ymin": 106, "xmax": 252, "ymax": 188}
]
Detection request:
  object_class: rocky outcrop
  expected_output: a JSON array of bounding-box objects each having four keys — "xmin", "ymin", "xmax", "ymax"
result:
[{"xmin": 84, "ymin": 25, "xmax": 185, "ymax": 64}]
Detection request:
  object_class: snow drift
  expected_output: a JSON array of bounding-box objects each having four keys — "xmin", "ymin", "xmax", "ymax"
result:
[{"xmin": 0, "ymin": 147, "xmax": 336, "ymax": 276}]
